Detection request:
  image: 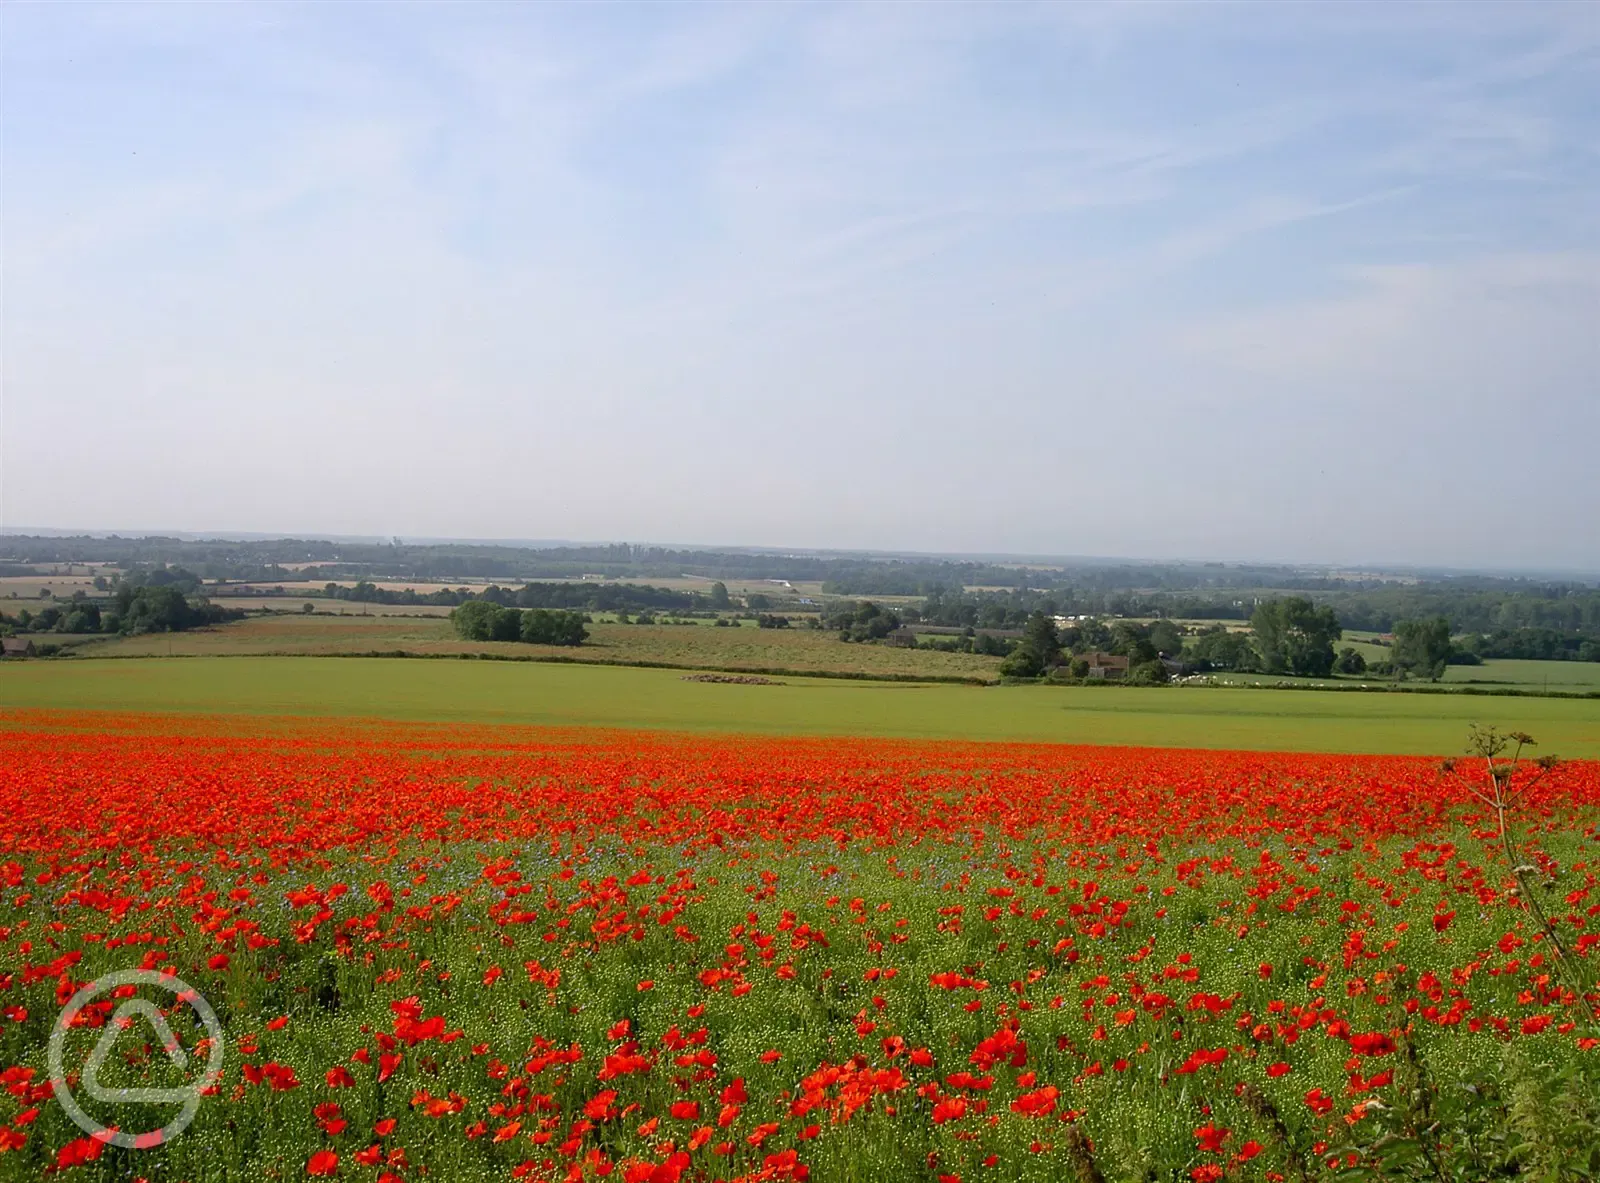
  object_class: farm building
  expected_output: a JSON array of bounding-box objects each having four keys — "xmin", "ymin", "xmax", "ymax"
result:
[
  {"xmin": 1, "ymin": 637, "xmax": 36, "ymax": 658},
  {"xmin": 1078, "ymin": 652, "xmax": 1130, "ymax": 680}
]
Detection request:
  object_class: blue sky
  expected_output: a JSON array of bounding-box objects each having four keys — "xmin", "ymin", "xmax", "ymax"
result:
[{"xmin": 3, "ymin": 2, "xmax": 1596, "ymax": 567}]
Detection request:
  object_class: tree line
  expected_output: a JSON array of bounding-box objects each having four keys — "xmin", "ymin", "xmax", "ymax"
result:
[
  {"xmin": 8, "ymin": 535, "xmax": 1597, "ymax": 636},
  {"xmin": 321, "ymin": 580, "xmax": 707, "ymax": 613},
  {"xmin": 1457, "ymin": 628, "xmax": 1600, "ymax": 663},
  {"xmin": 834, "ymin": 592, "xmax": 1569, "ymax": 686},
  {"xmin": 450, "ymin": 602, "xmax": 588, "ymax": 646},
  {"xmin": 0, "ymin": 583, "xmax": 240, "ymax": 638},
  {"xmin": 1190, "ymin": 604, "xmax": 1455, "ymax": 681},
  {"xmin": 994, "ymin": 614, "xmax": 1184, "ymax": 682}
]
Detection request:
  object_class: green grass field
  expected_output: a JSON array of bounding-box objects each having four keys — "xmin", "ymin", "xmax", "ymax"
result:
[
  {"xmin": 74, "ymin": 614, "xmax": 1006, "ymax": 680},
  {"xmin": 1442, "ymin": 658, "xmax": 1600, "ymax": 693},
  {"xmin": 1335, "ymin": 630, "xmax": 1391, "ymax": 662},
  {"xmin": 1211, "ymin": 656, "xmax": 1600, "ymax": 696},
  {"xmin": 4, "ymin": 656, "xmax": 1600, "ymax": 755}
]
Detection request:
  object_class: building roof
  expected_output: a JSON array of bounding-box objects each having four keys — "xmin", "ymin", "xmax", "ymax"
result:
[{"xmin": 1079, "ymin": 651, "xmax": 1130, "ymax": 669}]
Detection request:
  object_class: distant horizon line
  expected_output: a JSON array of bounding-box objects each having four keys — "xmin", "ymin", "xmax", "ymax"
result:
[{"xmin": 2, "ymin": 524, "xmax": 1597, "ymax": 583}]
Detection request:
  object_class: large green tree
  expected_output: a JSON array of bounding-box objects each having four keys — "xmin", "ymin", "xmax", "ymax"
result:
[
  {"xmin": 1000, "ymin": 611, "xmax": 1061, "ymax": 678},
  {"xmin": 520, "ymin": 608, "xmax": 588, "ymax": 646},
  {"xmin": 1250, "ymin": 597, "xmax": 1341, "ymax": 677},
  {"xmin": 1333, "ymin": 646, "xmax": 1368, "ymax": 675},
  {"xmin": 1109, "ymin": 622, "xmax": 1159, "ymax": 665},
  {"xmin": 450, "ymin": 599, "xmax": 502, "ymax": 641},
  {"xmin": 1147, "ymin": 619, "xmax": 1185, "ymax": 657},
  {"xmin": 828, "ymin": 601, "xmax": 902, "ymax": 642},
  {"xmin": 452, "ymin": 600, "xmax": 586, "ymax": 646},
  {"xmin": 1391, "ymin": 616, "xmax": 1453, "ymax": 681},
  {"xmin": 111, "ymin": 583, "xmax": 222, "ymax": 634},
  {"xmin": 489, "ymin": 607, "xmax": 525, "ymax": 642},
  {"xmin": 1190, "ymin": 627, "xmax": 1258, "ymax": 671}
]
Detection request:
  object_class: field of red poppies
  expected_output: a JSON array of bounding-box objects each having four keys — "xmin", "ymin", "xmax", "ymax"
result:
[{"xmin": 2, "ymin": 709, "xmax": 1598, "ymax": 1182}]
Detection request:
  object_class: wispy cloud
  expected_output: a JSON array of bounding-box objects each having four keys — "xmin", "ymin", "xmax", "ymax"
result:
[
  {"xmin": 3, "ymin": 1, "xmax": 1596, "ymax": 564},
  {"xmin": 1176, "ymin": 252, "xmax": 1600, "ymax": 400}
]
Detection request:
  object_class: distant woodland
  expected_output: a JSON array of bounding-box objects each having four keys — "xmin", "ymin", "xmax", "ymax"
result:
[{"xmin": 3, "ymin": 537, "xmax": 1597, "ymax": 678}]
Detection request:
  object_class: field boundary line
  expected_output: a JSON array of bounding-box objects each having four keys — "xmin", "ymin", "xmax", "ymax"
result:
[{"xmin": 35, "ymin": 649, "xmax": 1600, "ymax": 699}]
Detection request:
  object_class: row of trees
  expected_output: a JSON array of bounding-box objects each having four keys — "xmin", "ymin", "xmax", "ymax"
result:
[
  {"xmin": 1328, "ymin": 585, "xmax": 1600, "ymax": 634},
  {"xmin": 1237, "ymin": 609, "xmax": 1597, "ymax": 682},
  {"xmin": 1208, "ymin": 607, "xmax": 1477, "ymax": 682},
  {"xmin": 989, "ymin": 598, "xmax": 1450, "ymax": 683},
  {"xmin": 1458, "ymin": 627, "xmax": 1600, "ymax": 663},
  {"xmin": 260, "ymin": 578, "xmax": 1600, "ymax": 637},
  {"xmin": 323, "ymin": 581, "xmax": 467, "ymax": 606},
  {"xmin": 319, "ymin": 580, "xmax": 715, "ymax": 614},
  {"xmin": 825, "ymin": 601, "xmax": 903, "ymax": 642},
  {"xmin": 998, "ymin": 613, "xmax": 1175, "ymax": 682},
  {"xmin": 450, "ymin": 602, "xmax": 588, "ymax": 646},
  {"xmin": 116, "ymin": 565, "xmax": 205, "ymax": 594},
  {"xmin": 1, "ymin": 584, "xmax": 239, "ymax": 637},
  {"xmin": 811, "ymin": 594, "xmax": 1593, "ymax": 687},
  {"xmin": 818, "ymin": 601, "xmax": 1191, "ymax": 679},
  {"xmin": 1196, "ymin": 602, "xmax": 1449, "ymax": 681},
  {"xmin": 478, "ymin": 583, "xmax": 701, "ymax": 614},
  {"xmin": 905, "ymin": 580, "xmax": 1600, "ymax": 637}
]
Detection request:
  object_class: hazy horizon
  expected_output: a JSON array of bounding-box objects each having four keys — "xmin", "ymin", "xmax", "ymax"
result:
[
  {"xmin": 6, "ymin": 523, "xmax": 1599, "ymax": 582},
  {"xmin": 4, "ymin": 3, "xmax": 1597, "ymax": 569}
]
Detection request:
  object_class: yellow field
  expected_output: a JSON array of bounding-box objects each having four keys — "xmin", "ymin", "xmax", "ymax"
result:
[
  {"xmin": 211, "ymin": 576, "xmax": 830, "ymax": 598},
  {"xmin": 521, "ymin": 576, "xmax": 830, "ymax": 597},
  {"xmin": 75, "ymin": 615, "xmax": 455, "ymax": 657},
  {"xmin": 205, "ymin": 597, "xmax": 456, "ymax": 616},
  {"xmin": 221, "ymin": 579, "xmax": 488, "ymax": 594},
  {"xmin": 0, "ymin": 574, "xmax": 105, "ymax": 598}
]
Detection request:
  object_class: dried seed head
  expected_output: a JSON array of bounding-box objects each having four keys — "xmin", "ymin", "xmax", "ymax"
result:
[{"xmin": 1061, "ymin": 1123, "xmax": 1107, "ymax": 1183}]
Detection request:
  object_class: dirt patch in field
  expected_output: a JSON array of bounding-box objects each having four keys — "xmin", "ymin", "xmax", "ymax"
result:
[{"xmin": 680, "ymin": 673, "xmax": 785, "ymax": 685}]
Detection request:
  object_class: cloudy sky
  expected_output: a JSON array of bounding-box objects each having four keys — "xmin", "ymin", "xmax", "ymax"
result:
[{"xmin": 3, "ymin": 2, "xmax": 1596, "ymax": 567}]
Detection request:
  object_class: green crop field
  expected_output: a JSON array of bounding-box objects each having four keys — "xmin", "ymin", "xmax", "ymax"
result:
[
  {"xmin": 77, "ymin": 613, "xmax": 465, "ymax": 656},
  {"xmin": 73, "ymin": 614, "xmax": 1006, "ymax": 680},
  {"xmin": 1210, "ymin": 656, "xmax": 1600, "ymax": 696},
  {"xmin": 1443, "ymin": 658, "xmax": 1600, "ymax": 693},
  {"xmin": 4, "ymin": 656, "xmax": 1600, "ymax": 756},
  {"xmin": 1335, "ymin": 630, "xmax": 1391, "ymax": 662}
]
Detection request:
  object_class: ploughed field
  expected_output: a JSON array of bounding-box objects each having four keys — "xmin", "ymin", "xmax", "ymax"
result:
[{"xmin": 2, "ymin": 712, "xmax": 1599, "ymax": 1181}]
